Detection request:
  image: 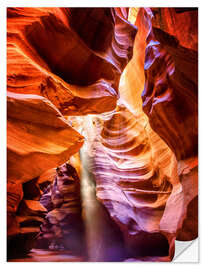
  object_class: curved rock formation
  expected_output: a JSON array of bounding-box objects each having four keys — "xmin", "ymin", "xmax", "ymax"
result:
[
  {"xmin": 80, "ymin": 7, "xmax": 198, "ymax": 261},
  {"xmin": 84, "ymin": 103, "xmax": 197, "ymax": 260},
  {"xmin": 84, "ymin": 103, "xmax": 176, "ymax": 260},
  {"xmin": 7, "ymin": 7, "xmax": 198, "ymax": 262},
  {"xmin": 7, "ymin": 7, "xmax": 137, "ymax": 115},
  {"xmin": 7, "ymin": 7, "xmax": 137, "ymax": 259},
  {"xmin": 7, "ymin": 178, "xmax": 47, "ymax": 259},
  {"xmin": 7, "ymin": 91, "xmax": 84, "ymax": 182},
  {"xmin": 141, "ymin": 8, "xmax": 198, "ymax": 160},
  {"xmin": 7, "ymin": 92, "xmax": 83, "ymax": 258},
  {"xmin": 139, "ymin": 7, "xmax": 198, "ymax": 242},
  {"xmin": 37, "ymin": 162, "xmax": 85, "ymax": 255}
]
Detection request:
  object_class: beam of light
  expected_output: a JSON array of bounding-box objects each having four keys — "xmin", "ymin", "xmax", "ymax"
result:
[
  {"xmin": 79, "ymin": 115, "xmax": 127, "ymax": 262},
  {"xmin": 80, "ymin": 142, "xmax": 105, "ymax": 262}
]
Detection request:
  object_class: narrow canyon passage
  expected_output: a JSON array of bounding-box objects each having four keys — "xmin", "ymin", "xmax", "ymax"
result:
[
  {"xmin": 80, "ymin": 145, "xmax": 127, "ymax": 262},
  {"xmin": 7, "ymin": 7, "xmax": 198, "ymax": 262},
  {"xmin": 9, "ymin": 144, "xmax": 128, "ymax": 262}
]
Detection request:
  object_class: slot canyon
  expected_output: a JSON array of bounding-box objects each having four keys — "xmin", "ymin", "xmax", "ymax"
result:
[{"xmin": 7, "ymin": 7, "xmax": 198, "ymax": 262}]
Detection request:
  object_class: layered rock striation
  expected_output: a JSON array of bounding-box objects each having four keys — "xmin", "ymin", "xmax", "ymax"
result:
[
  {"xmin": 7, "ymin": 91, "xmax": 84, "ymax": 182},
  {"xmin": 7, "ymin": 7, "xmax": 137, "ymax": 115},
  {"xmin": 83, "ymin": 7, "xmax": 198, "ymax": 261},
  {"xmin": 84, "ymin": 103, "xmax": 176, "ymax": 260},
  {"xmin": 7, "ymin": 91, "xmax": 84, "ymax": 258},
  {"xmin": 140, "ymin": 7, "xmax": 198, "ymax": 242},
  {"xmin": 37, "ymin": 162, "xmax": 85, "ymax": 254},
  {"xmin": 7, "ymin": 7, "xmax": 198, "ymax": 262},
  {"xmin": 7, "ymin": 7, "xmax": 137, "ymax": 258},
  {"xmin": 142, "ymin": 8, "xmax": 198, "ymax": 161}
]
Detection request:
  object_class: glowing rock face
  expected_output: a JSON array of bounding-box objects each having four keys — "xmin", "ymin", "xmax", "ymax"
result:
[
  {"xmin": 140, "ymin": 8, "xmax": 198, "ymax": 245},
  {"xmin": 85, "ymin": 104, "xmax": 175, "ymax": 259},
  {"xmin": 83, "ymin": 7, "xmax": 198, "ymax": 260},
  {"xmin": 142, "ymin": 8, "xmax": 198, "ymax": 160},
  {"xmin": 7, "ymin": 7, "xmax": 137, "ymax": 260},
  {"xmin": 7, "ymin": 7, "xmax": 137, "ymax": 115},
  {"xmin": 7, "ymin": 92, "xmax": 83, "ymax": 258},
  {"xmin": 7, "ymin": 7, "xmax": 198, "ymax": 262},
  {"xmin": 7, "ymin": 92, "xmax": 84, "ymax": 182}
]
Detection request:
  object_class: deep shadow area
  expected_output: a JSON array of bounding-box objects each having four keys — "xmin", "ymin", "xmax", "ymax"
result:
[{"xmin": 127, "ymin": 232, "xmax": 170, "ymax": 257}]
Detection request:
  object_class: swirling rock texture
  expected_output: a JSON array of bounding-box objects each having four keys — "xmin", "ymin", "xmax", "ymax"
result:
[
  {"xmin": 37, "ymin": 162, "xmax": 85, "ymax": 255},
  {"xmin": 142, "ymin": 8, "xmax": 198, "ymax": 161},
  {"xmin": 7, "ymin": 7, "xmax": 136, "ymax": 115},
  {"xmin": 140, "ymin": 7, "xmax": 198, "ymax": 242},
  {"xmin": 7, "ymin": 91, "xmax": 84, "ymax": 258},
  {"xmin": 83, "ymin": 7, "xmax": 198, "ymax": 261},
  {"xmin": 7, "ymin": 7, "xmax": 198, "ymax": 262},
  {"xmin": 84, "ymin": 104, "xmax": 176, "ymax": 261},
  {"xmin": 7, "ymin": 7, "xmax": 136, "ymax": 260},
  {"xmin": 7, "ymin": 91, "xmax": 84, "ymax": 182}
]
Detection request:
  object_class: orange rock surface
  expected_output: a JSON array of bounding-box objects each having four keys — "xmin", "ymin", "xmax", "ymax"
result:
[
  {"xmin": 7, "ymin": 7, "xmax": 137, "ymax": 115},
  {"xmin": 7, "ymin": 7, "xmax": 198, "ymax": 262},
  {"xmin": 142, "ymin": 8, "xmax": 198, "ymax": 160},
  {"xmin": 7, "ymin": 91, "xmax": 84, "ymax": 182},
  {"xmin": 80, "ymin": 7, "xmax": 198, "ymax": 260},
  {"xmin": 7, "ymin": 91, "xmax": 83, "ymax": 258}
]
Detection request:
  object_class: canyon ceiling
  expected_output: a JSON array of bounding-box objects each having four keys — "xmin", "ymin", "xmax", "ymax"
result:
[{"xmin": 7, "ymin": 7, "xmax": 198, "ymax": 262}]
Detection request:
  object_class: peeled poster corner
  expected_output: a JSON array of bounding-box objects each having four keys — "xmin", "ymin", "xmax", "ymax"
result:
[
  {"xmin": 174, "ymin": 239, "xmax": 199, "ymax": 262},
  {"xmin": 6, "ymin": 7, "xmax": 198, "ymax": 263}
]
